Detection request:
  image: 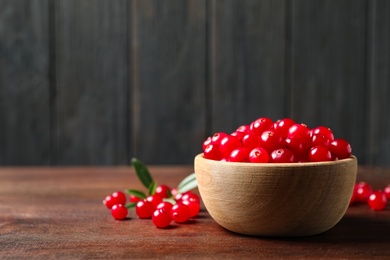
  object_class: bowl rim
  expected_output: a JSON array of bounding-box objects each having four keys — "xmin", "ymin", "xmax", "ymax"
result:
[{"xmin": 195, "ymin": 153, "xmax": 357, "ymax": 168}]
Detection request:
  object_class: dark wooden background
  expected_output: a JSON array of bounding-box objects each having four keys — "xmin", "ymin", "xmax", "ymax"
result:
[{"xmin": 0, "ymin": 0, "xmax": 389, "ymax": 166}]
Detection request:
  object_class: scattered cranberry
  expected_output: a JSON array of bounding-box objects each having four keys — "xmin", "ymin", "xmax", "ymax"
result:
[
  {"xmin": 111, "ymin": 204, "xmax": 128, "ymax": 220},
  {"xmin": 356, "ymin": 182, "xmax": 373, "ymax": 203},
  {"xmin": 136, "ymin": 200, "xmax": 154, "ymax": 219},
  {"xmin": 129, "ymin": 195, "xmax": 142, "ymax": 203},
  {"xmin": 384, "ymin": 185, "xmax": 390, "ymax": 200},
  {"xmin": 368, "ymin": 191, "xmax": 387, "ymax": 211},
  {"xmin": 181, "ymin": 199, "xmax": 200, "ymax": 217},
  {"xmin": 171, "ymin": 203, "xmax": 191, "ymax": 223},
  {"xmin": 103, "ymin": 191, "xmax": 127, "ymax": 209},
  {"xmin": 152, "ymin": 208, "xmax": 172, "ymax": 228},
  {"xmin": 146, "ymin": 195, "xmax": 163, "ymax": 209},
  {"xmin": 156, "ymin": 202, "xmax": 174, "ymax": 214},
  {"xmin": 349, "ymin": 184, "xmax": 358, "ymax": 206},
  {"xmin": 181, "ymin": 192, "xmax": 200, "ymax": 204},
  {"xmin": 155, "ymin": 185, "xmax": 171, "ymax": 199},
  {"xmin": 349, "ymin": 181, "xmax": 389, "ymax": 211}
]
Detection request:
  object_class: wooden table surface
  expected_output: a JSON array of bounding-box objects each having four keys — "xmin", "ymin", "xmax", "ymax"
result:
[{"xmin": 1, "ymin": 166, "xmax": 390, "ymax": 259}]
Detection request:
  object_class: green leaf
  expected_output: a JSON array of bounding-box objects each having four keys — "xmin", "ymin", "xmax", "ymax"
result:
[
  {"xmin": 131, "ymin": 157, "xmax": 154, "ymax": 189},
  {"xmin": 148, "ymin": 181, "xmax": 157, "ymax": 195},
  {"xmin": 163, "ymin": 198, "xmax": 176, "ymax": 205},
  {"xmin": 125, "ymin": 202, "xmax": 137, "ymax": 209},
  {"xmin": 125, "ymin": 189, "xmax": 147, "ymax": 199},
  {"xmin": 177, "ymin": 173, "xmax": 198, "ymax": 193}
]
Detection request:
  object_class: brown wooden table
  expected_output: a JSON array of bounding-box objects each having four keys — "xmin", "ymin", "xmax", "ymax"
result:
[{"xmin": 1, "ymin": 166, "xmax": 390, "ymax": 259}]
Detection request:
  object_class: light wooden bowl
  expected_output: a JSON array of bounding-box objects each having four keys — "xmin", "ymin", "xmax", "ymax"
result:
[{"xmin": 194, "ymin": 154, "xmax": 357, "ymax": 237}]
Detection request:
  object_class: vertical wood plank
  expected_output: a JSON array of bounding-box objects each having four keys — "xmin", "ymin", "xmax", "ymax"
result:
[
  {"xmin": 289, "ymin": 0, "xmax": 367, "ymax": 164},
  {"xmin": 0, "ymin": 0, "xmax": 50, "ymax": 165},
  {"xmin": 368, "ymin": 0, "xmax": 390, "ymax": 166},
  {"xmin": 210, "ymin": 0, "xmax": 287, "ymax": 133},
  {"xmin": 54, "ymin": 0, "xmax": 129, "ymax": 165},
  {"xmin": 132, "ymin": 0, "xmax": 207, "ymax": 164}
]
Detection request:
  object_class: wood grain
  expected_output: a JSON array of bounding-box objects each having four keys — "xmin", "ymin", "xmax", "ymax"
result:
[
  {"xmin": 0, "ymin": 1, "xmax": 390, "ymax": 166},
  {"xmin": 0, "ymin": 0, "xmax": 51, "ymax": 165},
  {"xmin": 53, "ymin": 0, "xmax": 129, "ymax": 165},
  {"xmin": 195, "ymin": 154, "xmax": 358, "ymax": 236},
  {"xmin": 367, "ymin": 0, "xmax": 390, "ymax": 165},
  {"xmin": 131, "ymin": 0, "xmax": 207, "ymax": 164},
  {"xmin": 289, "ymin": 0, "xmax": 367, "ymax": 163},
  {"xmin": 210, "ymin": 0, "xmax": 287, "ymax": 134},
  {"xmin": 0, "ymin": 166, "xmax": 390, "ymax": 259}
]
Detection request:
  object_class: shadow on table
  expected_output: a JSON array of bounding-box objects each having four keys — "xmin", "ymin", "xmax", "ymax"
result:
[
  {"xmin": 225, "ymin": 208, "xmax": 390, "ymax": 244},
  {"xmin": 295, "ymin": 214, "xmax": 390, "ymax": 244}
]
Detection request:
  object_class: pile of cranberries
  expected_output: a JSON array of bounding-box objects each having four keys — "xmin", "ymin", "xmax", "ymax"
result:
[
  {"xmin": 203, "ymin": 117, "xmax": 352, "ymax": 163},
  {"xmin": 350, "ymin": 182, "xmax": 390, "ymax": 211},
  {"xmin": 103, "ymin": 186, "xmax": 201, "ymax": 228}
]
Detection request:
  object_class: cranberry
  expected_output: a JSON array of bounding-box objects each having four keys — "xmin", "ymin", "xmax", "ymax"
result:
[
  {"xmin": 312, "ymin": 126, "xmax": 334, "ymax": 141},
  {"xmin": 356, "ymin": 182, "xmax": 373, "ymax": 203},
  {"xmin": 103, "ymin": 191, "xmax": 127, "ymax": 209},
  {"xmin": 368, "ymin": 191, "xmax": 387, "ymax": 211},
  {"xmin": 384, "ymin": 185, "xmax": 390, "ymax": 200},
  {"xmin": 242, "ymin": 132, "xmax": 261, "ymax": 150},
  {"xmin": 181, "ymin": 199, "xmax": 200, "ymax": 218},
  {"xmin": 287, "ymin": 124, "xmax": 311, "ymax": 147},
  {"xmin": 269, "ymin": 148, "xmax": 295, "ymax": 163},
  {"xmin": 111, "ymin": 204, "xmax": 128, "ymax": 220},
  {"xmin": 260, "ymin": 130, "xmax": 282, "ymax": 153},
  {"xmin": 228, "ymin": 147, "xmax": 250, "ymax": 162},
  {"xmin": 171, "ymin": 203, "xmax": 191, "ymax": 223},
  {"xmin": 211, "ymin": 132, "xmax": 228, "ymax": 144},
  {"xmin": 250, "ymin": 117, "xmax": 274, "ymax": 136},
  {"xmin": 103, "ymin": 195, "xmax": 116, "ymax": 209},
  {"xmin": 309, "ymin": 146, "xmax": 332, "ymax": 162},
  {"xmin": 236, "ymin": 124, "xmax": 251, "ymax": 133},
  {"xmin": 349, "ymin": 184, "xmax": 359, "ymax": 206},
  {"xmin": 230, "ymin": 131, "xmax": 246, "ymax": 141},
  {"xmin": 129, "ymin": 195, "xmax": 142, "ymax": 203},
  {"xmin": 152, "ymin": 208, "xmax": 172, "ymax": 228},
  {"xmin": 249, "ymin": 147, "xmax": 269, "ymax": 163},
  {"xmin": 311, "ymin": 134, "xmax": 330, "ymax": 147},
  {"xmin": 203, "ymin": 143, "xmax": 222, "ymax": 160},
  {"xmin": 155, "ymin": 185, "xmax": 171, "ymax": 199},
  {"xmin": 329, "ymin": 139, "xmax": 352, "ymax": 159},
  {"xmin": 273, "ymin": 118, "xmax": 295, "ymax": 138},
  {"xmin": 202, "ymin": 137, "xmax": 212, "ymax": 150},
  {"xmin": 146, "ymin": 195, "xmax": 163, "ymax": 209},
  {"xmin": 219, "ymin": 135, "xmax": 241, "ymax": 158},
  {"xmin": 136, "ymin": 200, "xmax": 154, "ymax": 219},
  {"xmin": 156, "ymin": 201, "xmax": 174, "ymax": 214},
  {"xmin": 181, "ymin": 192, "xmax": 200, "ymax": 204}
]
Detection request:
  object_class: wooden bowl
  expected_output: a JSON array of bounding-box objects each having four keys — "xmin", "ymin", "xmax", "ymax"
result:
[{"xmin": 194, "ymin": 154, "xmax": 358, "ymax": 237}]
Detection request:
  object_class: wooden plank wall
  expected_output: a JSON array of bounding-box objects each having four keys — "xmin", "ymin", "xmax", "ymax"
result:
[{"xmin": 0, "ymin": 0, "xmax": 389, "ymax": 166}]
